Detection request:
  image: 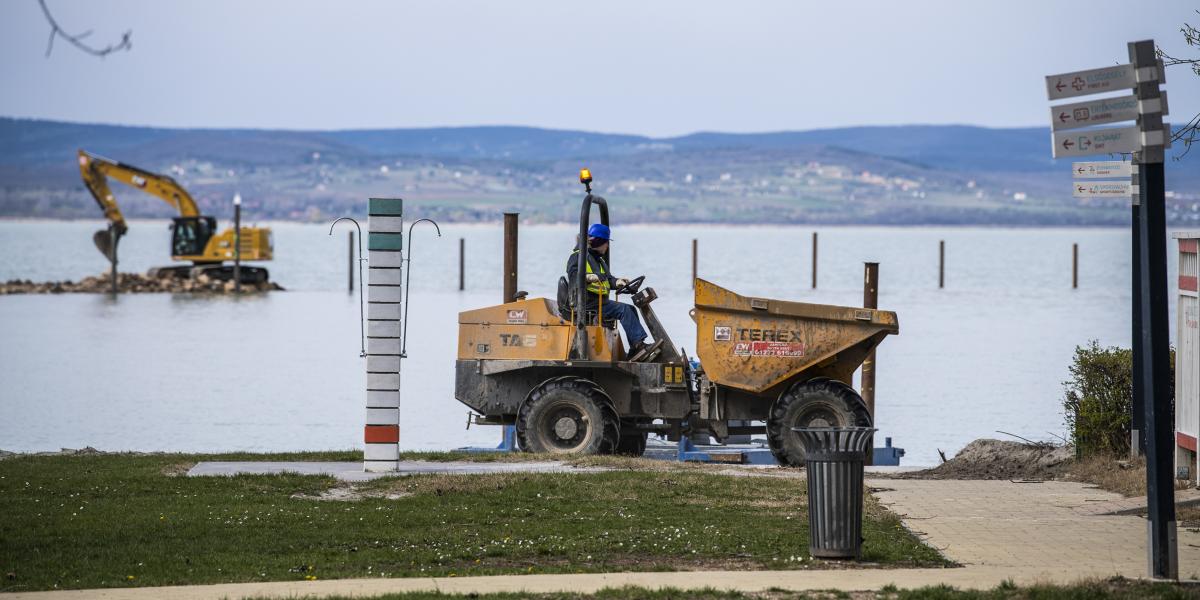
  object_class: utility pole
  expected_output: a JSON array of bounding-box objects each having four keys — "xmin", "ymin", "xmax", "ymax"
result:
[{"xmin": 233, "ymin": 194, "xmax": 242, "ymax": 294}]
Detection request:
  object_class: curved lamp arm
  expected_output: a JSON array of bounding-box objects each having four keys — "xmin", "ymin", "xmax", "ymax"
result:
[
  {"xmin": 328, "ymin": 217, "xmax": 366, "ymax": 357},
  {"xmin": 402, "ymin": 218, "xmax": 441, "ymax": 358}
]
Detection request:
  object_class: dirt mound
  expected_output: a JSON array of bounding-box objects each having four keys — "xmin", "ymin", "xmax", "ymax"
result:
[
  {"xmin": 1, "ymin": 273, "xmax": 283, "ymax": 295},
  {"xmin": 899, "ymin": 438, "xmax": 1074, "ymax": 480}
]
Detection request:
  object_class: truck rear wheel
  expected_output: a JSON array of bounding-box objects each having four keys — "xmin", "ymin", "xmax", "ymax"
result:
[
  {"xmin": 766, "ymin": 377, "xmax": 872, "ymax": 467},
  {"xmin": 517, "ymin": 376, "xmax": 620, "ymax": 455}
]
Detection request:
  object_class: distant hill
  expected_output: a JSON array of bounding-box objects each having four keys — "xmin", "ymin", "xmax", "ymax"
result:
[{"xmin": 0, "ymin": 117, "xmax": 1195, "ymax": 225}]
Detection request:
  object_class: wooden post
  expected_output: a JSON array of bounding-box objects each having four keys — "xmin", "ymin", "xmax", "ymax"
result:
[
  {"xmin": 692, "ymin": 238, "xmax": 697, "ymax": 288},
  {"xmin": 348, "ymin": 231, "xmax": 354, "ymax": 293},
  {"xmin": 1072, "ymin": 243, "xmax": 1079, "ymax": 289},
  {"xmin": 107, "ymin": 227, "xmax": 119, "ymax": 296},
  {"xmin": 938, "ymin": 240, "xmax": 945, "ymax": 289},
  {"xmin": 862, "ymin": 262, "xmax": 879, "ymax": 466},
  {"xmin": 811, "ymin": 232, "xmax": 818, "ymax": 289},
  {"xmin": 459, "ymin": 237, "xmax": 465, "ymax": 291},
  {"xmin": 503, "ymin": 213, "xmax": 518, "ymax": 303}
]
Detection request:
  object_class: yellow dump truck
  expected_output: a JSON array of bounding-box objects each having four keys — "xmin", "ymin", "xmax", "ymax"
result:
[{"xmin": 455, "ymin": 172, "xmax": 897, "ymax": 464}]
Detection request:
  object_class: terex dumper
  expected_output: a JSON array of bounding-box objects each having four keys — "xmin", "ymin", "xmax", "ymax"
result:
[{"xmin": 454, "ymin": 171, "xmax": 897, "ymax": 465}]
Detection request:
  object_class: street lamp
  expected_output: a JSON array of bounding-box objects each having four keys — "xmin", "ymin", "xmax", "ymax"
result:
[{"xmin": 233, "ymin": 193, "xmax": 242, "ymax": 293}]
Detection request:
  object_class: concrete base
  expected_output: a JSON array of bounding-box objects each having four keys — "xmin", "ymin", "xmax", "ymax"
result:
[{"xmin": 187, "ymin": 460, "xmax": 596, "ymax": 482}]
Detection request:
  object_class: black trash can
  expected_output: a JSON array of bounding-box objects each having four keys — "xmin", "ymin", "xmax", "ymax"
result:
[{"xmin": 793, "ymin": 426, "xmax": 876, "ymax": 559}]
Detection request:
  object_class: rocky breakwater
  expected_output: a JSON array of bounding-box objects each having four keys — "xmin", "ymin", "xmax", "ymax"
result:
[{"xmin": 1, "ymin": 273, "xmax": 284, "ymax": 294}]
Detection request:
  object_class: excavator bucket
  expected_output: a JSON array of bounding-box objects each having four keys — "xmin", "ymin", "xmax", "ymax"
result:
[{"xmin": 93, "ymin": 227, "xmax": 121, "ymax": 262}]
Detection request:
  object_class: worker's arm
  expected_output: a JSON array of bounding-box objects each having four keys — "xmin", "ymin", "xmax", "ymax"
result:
[{"xmin": 566, "ymin": 253, "xmax": 580, "ymax": 281}]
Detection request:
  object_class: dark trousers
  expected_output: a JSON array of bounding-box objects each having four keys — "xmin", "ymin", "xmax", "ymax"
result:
[{"xmin": 593, "ymin": 298, "xmax": 647, "ymax": 345}]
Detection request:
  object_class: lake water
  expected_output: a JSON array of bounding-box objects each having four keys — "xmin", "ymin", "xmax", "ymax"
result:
[{"xmin": 0, "ymin": 219, "xmax": 1177, "ymax": 466}]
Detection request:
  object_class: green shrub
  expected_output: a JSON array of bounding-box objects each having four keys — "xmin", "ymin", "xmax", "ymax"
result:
[{"xmin": 1063, "ymin": 341, "xmax": 1174, "ymax": 458}]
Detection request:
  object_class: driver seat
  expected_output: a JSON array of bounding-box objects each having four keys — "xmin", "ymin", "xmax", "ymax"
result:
[{"xmin": 557, "ymin": 276, "xmax": 616, "ymax": 328}]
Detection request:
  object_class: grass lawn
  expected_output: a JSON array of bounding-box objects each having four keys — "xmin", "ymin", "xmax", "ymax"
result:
[
  {"xmin": 240, "ymin": 579, "xmax": 1200, "ymax": 599},
  {"xmin": 0, "ymin": 452, "xmax": 945, "ymax": 592}
]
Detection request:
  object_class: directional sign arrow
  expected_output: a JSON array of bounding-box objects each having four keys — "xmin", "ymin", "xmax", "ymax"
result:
[
  {"xmin": 1072, "ymin": 161, "xmax": 1133, "ymax": 179},
  {"xmin": 1048, "ymin": 92, "xmax": 1166, "ymax": 132},
  {"xmin": 1051, "ymin": 125, "xmax": 1144, "ymax": 158},
  {"xmin": 1045, "ymin": 63, "xmax": 1145, "ymax": 100},
  {"xmin": 1072, "ymin": 180, "xmax": 1134, "ymax": 198}
]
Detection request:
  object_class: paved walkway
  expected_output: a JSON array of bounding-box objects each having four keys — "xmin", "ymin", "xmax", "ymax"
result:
[
  {"xmin": 187, "ymin": 460, "xmax": 595, "ymax": 482},
  {"xmin": 868, "ymin": 478, "xmax": 1200, "ymax": 580},
  {"xmin": 6, "ymin": 478, "xmax": 1200, "ymax": 599}
]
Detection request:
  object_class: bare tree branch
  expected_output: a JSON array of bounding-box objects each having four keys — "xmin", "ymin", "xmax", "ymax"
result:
[
  {"xmin": 38, "ymin": 0, "xmax": 131, "ymax": 58},
  {"xmin": 1157, "ymin": 11, "xmax": 1200, "ymax": 160}
]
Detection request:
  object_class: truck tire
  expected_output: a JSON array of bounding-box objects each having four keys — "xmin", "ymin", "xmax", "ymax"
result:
[
  {"xmin": 517, "ymin": 376, "xmax": 620, "ymax": 455},
  {"xmin": 766, "ymin": 377, "xmax": 872, "ymax": 467}
]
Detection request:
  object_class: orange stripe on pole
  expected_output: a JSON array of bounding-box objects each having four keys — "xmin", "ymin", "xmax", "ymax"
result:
[
  {"xmin": 1181, "ymin": 276, "xmax": 1198, "ymax": 292},
  {"xmin": 364, "ymin": 425, "xmax": 399, "ymax": 443}
]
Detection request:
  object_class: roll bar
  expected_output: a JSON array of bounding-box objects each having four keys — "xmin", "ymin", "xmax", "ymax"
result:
[{"xmin": 573, "ymin": 192, "xmax": 610, "ymax": 358}]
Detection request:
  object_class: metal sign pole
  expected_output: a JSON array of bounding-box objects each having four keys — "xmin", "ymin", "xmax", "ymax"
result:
[
  {"xmin": 1132, "ymin": 174, "xmax": 1144, "ymax": 458},
  {"xmin": 1129, "ymin": 38, "xmax": 1175, "ymax": 581}
]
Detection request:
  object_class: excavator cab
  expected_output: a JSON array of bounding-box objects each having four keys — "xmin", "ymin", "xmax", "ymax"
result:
[{"xmin": 171, "ymin": 216, "xmax": 217, "ymax": 260}]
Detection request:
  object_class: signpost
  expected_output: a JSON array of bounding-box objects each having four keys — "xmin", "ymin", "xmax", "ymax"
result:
[
  {"xmin": 1072, "ymin": 161, "xmax": 1133, "ymax": 178},
  {"xmin": 1045, "ymin": 62, "xmax": 1161, "ymax": 100},
  {"xmin": 1051, "ymin": 124, "xmax": 1164, "ymax": 158},
  {"xmin": 1046, "ymin": 39, "xmax": 1175, "ymax": 580},
  {"xmin": 1050, "ymin": 92, "xmax": 1167, "ymax": 131},
  {"xmin": 1072, "ymin": 181, "xmax": 1134, "ymax": 198}
]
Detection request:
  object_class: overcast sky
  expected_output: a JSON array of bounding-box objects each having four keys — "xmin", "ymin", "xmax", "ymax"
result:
[{"xmin": 1, "ymin": 0, "xmax": 1197, "ymax": 137}]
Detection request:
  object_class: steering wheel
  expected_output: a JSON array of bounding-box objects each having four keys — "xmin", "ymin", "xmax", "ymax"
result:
[{"xmin": 615, "ymin": 275, "xmax": 645, "ymax": 295}]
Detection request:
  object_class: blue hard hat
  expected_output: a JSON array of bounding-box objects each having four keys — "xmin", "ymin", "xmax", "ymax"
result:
[{"xmin": 587, "ymin": 223, "xmax": 611, "ymax": 241}]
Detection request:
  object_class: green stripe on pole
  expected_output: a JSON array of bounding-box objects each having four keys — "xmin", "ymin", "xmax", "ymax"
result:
[
  {"xmin": 368, "ymin": 198, "xmax": 404, "ymax": 216},
  {"xmin": 368, "ymin": 232, "xmax": 403, "ymax": 251}
]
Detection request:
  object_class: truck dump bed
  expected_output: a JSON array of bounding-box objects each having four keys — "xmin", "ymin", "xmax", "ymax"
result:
[{"xmin": 693, "ymin": 279, "xmax": 898, "ymax": 394}]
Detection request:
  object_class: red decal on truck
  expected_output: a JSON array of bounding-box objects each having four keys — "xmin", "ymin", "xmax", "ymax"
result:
[{"xmin": 733, "ymin": 341, "xmax": 806, "ymax": 357}]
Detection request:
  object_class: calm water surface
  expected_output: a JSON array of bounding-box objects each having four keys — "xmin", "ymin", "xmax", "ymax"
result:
[{"xmin": 0, "ymin": 220, "xmax": 1170, "ymax": 465}]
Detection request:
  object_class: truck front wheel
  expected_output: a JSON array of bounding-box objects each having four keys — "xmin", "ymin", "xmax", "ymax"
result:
[
  {"xmin": 766, "ymin": 377, "xmax": 872, "ymax": 467},
  {"xmin": 516, "ymin": 376, "xmax": 619, "ymax": 455}
]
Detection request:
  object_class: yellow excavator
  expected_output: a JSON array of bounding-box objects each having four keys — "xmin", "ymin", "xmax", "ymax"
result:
[{"xmin": 78, "ymin": 149, "xmax": 273, "ymax": 282}]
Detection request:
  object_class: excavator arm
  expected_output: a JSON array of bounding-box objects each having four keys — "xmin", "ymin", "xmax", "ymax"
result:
[
  {"xmin": 78, "ymin": 150, "xmax": 201, "ymax": 221},
  {"xmin": 77, "ymin": 149, "xmax": 203, "ymax": 261}
]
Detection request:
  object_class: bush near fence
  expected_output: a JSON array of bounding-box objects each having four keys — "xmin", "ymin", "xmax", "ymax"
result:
[{"xmin": 1063, "ymin": 341, "xmax": 1174, "ymax": 458}]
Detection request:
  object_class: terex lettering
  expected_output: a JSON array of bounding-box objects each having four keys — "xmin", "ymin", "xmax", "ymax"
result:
[{"xmin": 737, "ymin": 328, "xmax": 803, "ymax": 342}]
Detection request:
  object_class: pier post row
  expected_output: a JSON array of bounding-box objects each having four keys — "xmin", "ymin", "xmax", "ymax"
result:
[{"xmin": 364, "ymin": 197, "xmax": 404, "ymax": 472}]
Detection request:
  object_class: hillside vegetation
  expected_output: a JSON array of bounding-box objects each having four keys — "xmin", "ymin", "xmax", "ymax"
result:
[{"xmin": 2, "ymin": 118, "xmax": 1196, "ymax": 225}]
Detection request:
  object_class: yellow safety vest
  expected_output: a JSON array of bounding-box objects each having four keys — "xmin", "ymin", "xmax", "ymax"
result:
[{"xmin": 572, "ymin": 249, "xmax": 610, "ymax": 296}]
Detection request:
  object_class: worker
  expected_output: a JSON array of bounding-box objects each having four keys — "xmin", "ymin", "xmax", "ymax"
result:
[{"xmin": 566, "ymin": 223, "xmax": 653, "ymax": 359}]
